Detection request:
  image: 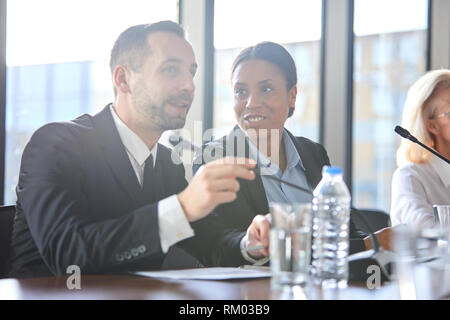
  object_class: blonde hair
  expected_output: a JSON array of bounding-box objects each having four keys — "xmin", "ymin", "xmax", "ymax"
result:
[{"xmin": 397, "ymin": 69, "xmax": 450, "ymax": 167}]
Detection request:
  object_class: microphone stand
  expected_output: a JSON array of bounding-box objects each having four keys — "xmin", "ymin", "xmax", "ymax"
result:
[{"xmin": 252, "ymin": 167, "xmax": 312, "ymax": 194}]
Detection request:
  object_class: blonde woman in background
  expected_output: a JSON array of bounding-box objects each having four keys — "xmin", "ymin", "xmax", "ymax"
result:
[{"xmin": 391, "ymin": 69, "xmax": 450, "ymax": 228}]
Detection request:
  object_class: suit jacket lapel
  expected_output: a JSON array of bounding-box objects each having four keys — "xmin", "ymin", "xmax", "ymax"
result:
[
  {"xmin": 242, "ymin": 174, "xmax": 269, "ymax": 215},
  {"xmin": 91, "ymin": 104, "xmax": 143, "ymax": 205}
]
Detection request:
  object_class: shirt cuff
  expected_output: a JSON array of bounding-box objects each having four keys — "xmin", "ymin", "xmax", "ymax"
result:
[
  {"xmin": 239, "ymin": 235, "xmax": 271, "ymax": 266},
  {"xmin": 158, "ymin": 194, "xmax": 194, "ymax": 253}
]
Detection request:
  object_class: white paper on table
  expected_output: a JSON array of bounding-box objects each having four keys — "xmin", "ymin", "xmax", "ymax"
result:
[{"xmin": 133, "ymin": 266, "xmax": 271, "ymax": 280}]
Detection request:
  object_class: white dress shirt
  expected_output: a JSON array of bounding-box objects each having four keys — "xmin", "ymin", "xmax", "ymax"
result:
[
  {"xmin": 390, "ymin": 156, "xmax": 450, "ymax": 228},
  {"xmin": 110, "ymin": 105, "xmax": 194, "ymax": 253}
]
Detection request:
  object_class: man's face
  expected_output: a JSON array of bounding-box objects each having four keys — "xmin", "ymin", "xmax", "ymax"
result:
[{"xmin": 130, "ymin": 32, "xmax": 197, "ymax": 130}]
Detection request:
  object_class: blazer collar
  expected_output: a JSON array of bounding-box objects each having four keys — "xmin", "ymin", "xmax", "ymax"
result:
[
  {"xmin": 225, "ymin": 126, "xmax": 267, "ymax": 215},
  {"xmin": 91, "ymin": 104, "xmax": 143, "ymax": 205}
]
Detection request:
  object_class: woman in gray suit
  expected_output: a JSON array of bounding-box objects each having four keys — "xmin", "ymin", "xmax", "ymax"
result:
[{"xmin": 190, "ymin": 42, "xmax": 391, "ymax": 267}]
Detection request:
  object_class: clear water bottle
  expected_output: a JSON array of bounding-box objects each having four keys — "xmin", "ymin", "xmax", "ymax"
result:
[{"xmin": 311, "ymin": 166, "xmax": 351, "ymax": 288}]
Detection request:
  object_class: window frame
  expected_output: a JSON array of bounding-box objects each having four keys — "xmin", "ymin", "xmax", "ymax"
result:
[{"xmin": 0, "ymin": 0, "xmax": 447, "ymax": 205}]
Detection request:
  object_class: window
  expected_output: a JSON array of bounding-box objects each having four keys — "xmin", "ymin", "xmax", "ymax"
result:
[
  {"xmin": 5, "ymin": 0, "xmax": 178, "ymax": 204},
  {"xmin": 213, "ymin": 0, "xmax": 322, "ymax": 140},
  {"xmin": 352, "ymin": 0, "xmax": 428, "ymax": 211}
]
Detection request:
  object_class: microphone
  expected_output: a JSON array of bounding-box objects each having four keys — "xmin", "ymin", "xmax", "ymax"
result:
[
  {"xmin": 394, "ymin": 125, "xmax": 418, "ymax": 143},
  {"xmin": 395, "ymin": 125, "xmax": 450, "ymax": 165}
]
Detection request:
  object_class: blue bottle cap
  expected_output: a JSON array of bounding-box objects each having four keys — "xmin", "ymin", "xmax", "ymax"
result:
[{"xmin": 322, "ymin": 166, "xmax": 342, "ymax": 176}]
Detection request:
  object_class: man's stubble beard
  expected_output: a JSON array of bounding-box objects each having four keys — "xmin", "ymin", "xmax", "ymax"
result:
[
  {"xmin": 140, "ymin": 102, "xmax": 187, "ymax": 131},
  {"xmin": 132, "ymin": 84, "xmax": 188, "ymax": 131}
]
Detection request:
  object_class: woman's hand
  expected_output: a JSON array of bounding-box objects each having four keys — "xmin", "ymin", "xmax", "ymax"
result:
[{"xmin": 242, "ymin": 214, "xmax": 272, "ymax": 258}]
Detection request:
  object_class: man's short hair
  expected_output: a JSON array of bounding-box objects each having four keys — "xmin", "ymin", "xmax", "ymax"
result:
[{"xmin": 110, "ymin": 20, "xmax": 185, "ymax": 97}]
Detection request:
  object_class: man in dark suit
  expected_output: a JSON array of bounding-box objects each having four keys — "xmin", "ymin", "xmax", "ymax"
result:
[
  {"xmin": 192, "ymin": 126, "xmax": 390, "ymax": 267},
  {"xmin": 7, "ymin": 21, "xmax": 256, "ymax": 278}
]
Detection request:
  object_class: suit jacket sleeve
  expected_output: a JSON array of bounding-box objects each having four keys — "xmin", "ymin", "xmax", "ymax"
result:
[
  {"xmin": 190, "ymin": 149, "xmax": 256, "ymax": 266},
  {"xmin": 16, "ymin": 123, "xmax": 174, "ymax": 275}
]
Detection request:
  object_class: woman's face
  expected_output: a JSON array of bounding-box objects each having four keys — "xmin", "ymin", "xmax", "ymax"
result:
[
  {"xmin": 426, "ymin": 86, "xmax": 450, "ymax": 151},
  {"xmin": 232, "ymin": 59, "xmax": 296, "ymax": 136}
]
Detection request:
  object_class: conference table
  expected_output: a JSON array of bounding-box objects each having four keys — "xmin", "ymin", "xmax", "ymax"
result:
[{"xmin": 0, "ymin": 273, "xmax": 446, "ymax": 300}]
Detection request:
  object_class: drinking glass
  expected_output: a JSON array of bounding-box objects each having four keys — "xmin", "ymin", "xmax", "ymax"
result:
[{"xmin": 270, "ymin": 202, "xmax": 312, "ymax": 286}]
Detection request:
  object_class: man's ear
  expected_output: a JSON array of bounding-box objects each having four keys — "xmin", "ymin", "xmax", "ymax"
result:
[{"xmin": 113, "ymin": 65, "xmax": 131, "ymax": 94}]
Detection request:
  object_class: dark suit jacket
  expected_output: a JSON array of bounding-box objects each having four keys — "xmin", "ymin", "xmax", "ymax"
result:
[
  {"xmin": 192, "ymin": 126, "xmax": 367, "ymax": 267},
  {"xmin": 7, "ymin": 105, "xmax": 199, "ymax": 278}
]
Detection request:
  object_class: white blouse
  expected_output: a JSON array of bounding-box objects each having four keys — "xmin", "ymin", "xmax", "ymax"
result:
[{"xmin": 390, "ymin": 156, "xmax": 450, "ymax": 228}]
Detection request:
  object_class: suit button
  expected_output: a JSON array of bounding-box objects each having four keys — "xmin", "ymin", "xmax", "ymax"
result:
[
  {"xmin": 131, "ymin": 248, "xmax": 139, "ymax": 257},
  {"xmin": 124, "ymin": 251, "xmax": 132, "ymax": 260},
  {"xmin": 115, "ymin": 254, "xmax": 124, "ymax": 262},
  {"xmin": 138, "ymin": 245, "xmax": 146, "ymax": 253}
]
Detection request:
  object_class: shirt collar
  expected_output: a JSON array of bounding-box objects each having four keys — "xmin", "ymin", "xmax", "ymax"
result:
[
  {"xmin": 239, "ymin": 128, "xmax": 305, "ymax": 171},
  {"xmin": 283, "ymin": 130, "xmax": 305, "ymax": 171},
  {"xmin": 110, "ymin": 105, "xmax": 157, "ymax": 167},
  {"xmin": 429, "ymin": 155, "xmax": 450, "ymax": 188}
]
